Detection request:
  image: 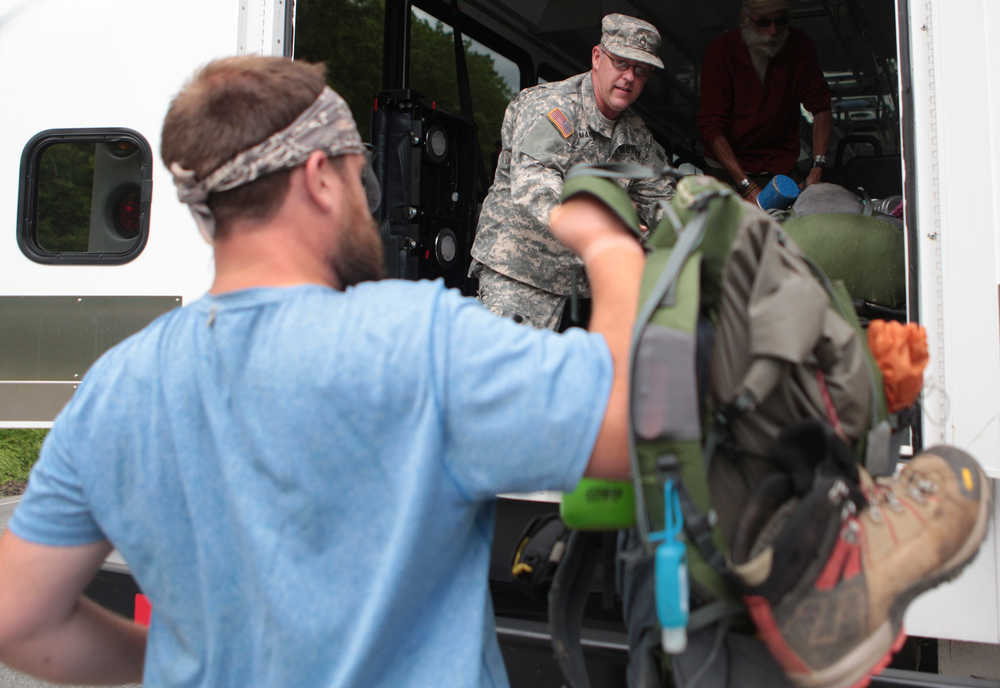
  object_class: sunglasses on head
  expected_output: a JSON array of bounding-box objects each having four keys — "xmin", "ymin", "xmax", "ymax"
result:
[{"xmin": 752, "ymin": 13, "xmax": 790, "ymax": 29}]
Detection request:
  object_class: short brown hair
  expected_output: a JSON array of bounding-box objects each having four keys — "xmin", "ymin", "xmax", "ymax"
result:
[{"xmin": 161, "ymin": 56, "xmax": 327, "ymax": 234}]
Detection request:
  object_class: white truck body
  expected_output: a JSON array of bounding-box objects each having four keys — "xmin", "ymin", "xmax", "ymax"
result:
[
  {"xmin": 902, "ymin": 0, "xmax": 1000, "ymax": 650},
  {"xmin": 1, "ymin": 0, "xmax": 999, "ymax": 678}
]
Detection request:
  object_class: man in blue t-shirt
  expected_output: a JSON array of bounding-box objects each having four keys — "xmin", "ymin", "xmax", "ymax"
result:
[{"xmin": 0, "ymin": 56, "xmax": 645, "ymax": 687}]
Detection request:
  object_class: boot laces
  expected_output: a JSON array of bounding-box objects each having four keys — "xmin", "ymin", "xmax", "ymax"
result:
[
  {"xmin": 862, "ymin": 480, "xmax": 904, "ymax": 523},
  {"xmin": 828, "ymin": 479, "xmax": 850, "ymax": 504},
  {"xmin": 828, "ymin": 479, "xmax": 862, "ymax": 521},
  {"xmin": 841, "ymin": 518, "xmax": 861, "ymax": 544},
  {"xmin": 867, "ymin": 502, "xmax": 883, "ymax": 524},
  {"xmin": 900, "ymin": 466, "xmax": 939, "ymax": 504}
]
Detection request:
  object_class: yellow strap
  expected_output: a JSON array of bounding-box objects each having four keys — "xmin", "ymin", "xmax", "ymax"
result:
[{"xmin": 511, "ymin": 537, "xmax": 534, "ymax": 577}]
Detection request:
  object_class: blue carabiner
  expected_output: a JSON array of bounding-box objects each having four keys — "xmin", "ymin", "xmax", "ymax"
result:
[{"xmin": 652, "ymin": 480, "xmax": 689, "ymax": 653}]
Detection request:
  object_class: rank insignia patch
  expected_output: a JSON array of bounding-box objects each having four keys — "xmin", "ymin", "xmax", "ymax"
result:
[{"xmin": 547, "ymin": 108, "xmax": 574, "ymax": 139}]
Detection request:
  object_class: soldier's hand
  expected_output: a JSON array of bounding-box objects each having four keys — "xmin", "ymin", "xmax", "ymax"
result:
[{"xmin": 549, "ymin": 196, "xmax": 641, "ymax": 263}]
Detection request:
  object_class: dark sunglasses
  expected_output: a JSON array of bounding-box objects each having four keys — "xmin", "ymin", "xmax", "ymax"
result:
[{"xmin": 752, "ymin": 13, "xmax": 790, "ymax": 29}]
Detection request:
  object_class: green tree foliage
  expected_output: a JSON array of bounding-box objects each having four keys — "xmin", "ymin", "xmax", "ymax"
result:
[
  {"xmin": 295, "ymin": 0, "xmax": 514, "ymax": 164},
  {"xmin": 409, "ymin": 14, "xmax": 514, "ymax": 163},
  {"xmin": 295, "ymin": 0, "xmax": 385, "ymax": 142},
  {"xmin": 0, "ymin": 429, "xmax": 46, "ymax": 489},
  {"xmin": 36, "ymin": 142, "xmax": 95, "ymax": 252}
]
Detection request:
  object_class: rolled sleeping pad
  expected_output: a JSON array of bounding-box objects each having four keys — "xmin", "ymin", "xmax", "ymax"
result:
[
  {"xmin": 792, "ymin": 182, "xmax": 862, "ymax": 216},
  {"xmin": 781, "ymin": 213, "xmax": 905, "ymax": 309}
]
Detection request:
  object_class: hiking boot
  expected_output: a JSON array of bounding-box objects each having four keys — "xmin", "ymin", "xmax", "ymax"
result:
[{"xmin": 730, "ymin": 444, "xmax": 992, "ymax": 688}]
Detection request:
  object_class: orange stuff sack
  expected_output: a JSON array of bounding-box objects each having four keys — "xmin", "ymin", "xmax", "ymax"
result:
[{"xmin": 867, "ymin": 320, "xmax": 929, "ymax": 413}]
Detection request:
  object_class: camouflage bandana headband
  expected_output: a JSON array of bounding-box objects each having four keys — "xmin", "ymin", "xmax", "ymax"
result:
[{"xmin": 169, "ymin": 86, "xmax": 365, "ymax": 241}]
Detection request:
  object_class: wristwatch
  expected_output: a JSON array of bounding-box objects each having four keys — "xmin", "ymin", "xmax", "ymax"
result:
[
  {"xmin": 812, "ymin": 154, "xmax": 829, "ymax": 169},
  {"xmin": 737, "ymin": 177, "xmax": 752, "ymax": 192}
]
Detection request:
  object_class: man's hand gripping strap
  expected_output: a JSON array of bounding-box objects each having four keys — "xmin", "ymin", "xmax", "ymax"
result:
[{"xmin": 557, "ymin": 162, "xmax": 672, "ymax": 536}]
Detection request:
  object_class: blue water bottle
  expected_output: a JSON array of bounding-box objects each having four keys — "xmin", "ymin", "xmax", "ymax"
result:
[
  {"xmin": 649, "ymin": 480, "xmax": 689, "ymax": 653},
  {"xmin": 756, "ymin": 174, "xmax": 799, "ymax": 211}
]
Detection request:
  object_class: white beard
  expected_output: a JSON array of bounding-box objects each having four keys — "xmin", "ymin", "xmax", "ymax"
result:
[{"xmin": 740, "ymin": 23, "xmax": 790, "ymax": 83}]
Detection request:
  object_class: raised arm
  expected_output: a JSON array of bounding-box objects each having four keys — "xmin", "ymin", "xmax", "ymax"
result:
[
  {"xmin": 800, "ymin": 34, "xmax": 833, "ymax": 188},
  {"xmin": 548, "ymin": 197, "xmax": 645, "ymax": 479},
  {"xmin": 804, "ymin": 109, "xmax": 832, "ymax": 187}
]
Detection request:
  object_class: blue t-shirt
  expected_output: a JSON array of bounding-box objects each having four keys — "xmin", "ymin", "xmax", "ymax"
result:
[{"xmin": 10, "ymin": 279, "xmax": 611, "ymax": 688}]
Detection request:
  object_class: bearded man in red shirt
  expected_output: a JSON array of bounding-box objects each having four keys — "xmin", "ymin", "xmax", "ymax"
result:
[{"xmin": 697, "ymin": 0, "xmax": 832, "ymax": 203}]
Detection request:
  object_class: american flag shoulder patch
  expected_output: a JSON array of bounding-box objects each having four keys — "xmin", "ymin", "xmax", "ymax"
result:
[{"xmin": 547, "ymin": 108, "xmax": 574, "ymax": 139}]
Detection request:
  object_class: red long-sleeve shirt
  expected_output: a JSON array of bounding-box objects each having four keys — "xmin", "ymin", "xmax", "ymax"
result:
[{"xmin": 697, "ymin": 28, "xmax": 831, "ymax": 175}]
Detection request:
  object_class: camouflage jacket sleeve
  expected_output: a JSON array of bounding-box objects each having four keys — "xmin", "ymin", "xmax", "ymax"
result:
[
  {"xmin": 606, "ymin": 109, "xmax": 675, "ymax": 231},
  {"xmin": 471, "ymin": 79, "xmax": 590, "ymax": 295},
  {"xmin": 627, "ymin": 135, "xmax": 674, "ymax": 230},
  {"xmin": 509, "ymin": 109, "xmax": 574, "ymax": 245}
]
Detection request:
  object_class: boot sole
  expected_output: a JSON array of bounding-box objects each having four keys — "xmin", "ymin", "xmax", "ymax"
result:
[
  {"xmin": 787, "ymin": 624, "xmax": 905, "ymax": 688},
  {"xmin": 785, "ymin": 461, "xmax": 994, "ymax": 688}
]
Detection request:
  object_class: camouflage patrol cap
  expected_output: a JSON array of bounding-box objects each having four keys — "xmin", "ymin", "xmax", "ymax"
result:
[{"xmin": 600, "ymin": 13, "xmax": 663, "ymax": 69}]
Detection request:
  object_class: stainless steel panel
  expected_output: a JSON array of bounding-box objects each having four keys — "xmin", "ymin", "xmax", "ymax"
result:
[
  {"xmin": 0, "ymin": 296, "xmax": 180, "ymax": 381},
  {"xmin": 0, "ymin": 382, "xmax": 77, "ymax": 423}
]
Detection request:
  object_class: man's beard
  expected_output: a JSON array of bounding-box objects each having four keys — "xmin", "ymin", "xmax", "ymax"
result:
[
  {"xmin": 741, "ymin": 23, "xmax": 789, "ymax": 58},
  {"xmin": 741, "ymin": 23, "xmax": 790, "ymax": 81},
  {"xmin": 333, "ymin": 210, "xmax": 385, "ymax": 288}
]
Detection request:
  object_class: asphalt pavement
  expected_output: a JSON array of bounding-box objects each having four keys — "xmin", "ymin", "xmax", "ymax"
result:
[
  {"xmin": 0, "ymin": 664, "xmax": 138, "ymax": 688},
  {"xmin": 0, "ymin": 496, "xmax": 16, "ymax": 533}
]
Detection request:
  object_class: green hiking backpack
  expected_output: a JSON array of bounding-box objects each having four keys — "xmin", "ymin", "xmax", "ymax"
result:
[{"xmin": 550, "ymin": 165, "xmax": 901, "ymax": 687}]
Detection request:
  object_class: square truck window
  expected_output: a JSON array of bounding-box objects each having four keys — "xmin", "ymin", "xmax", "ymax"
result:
[{"xmin": 17, "ymin": 129, "xmax": 152, "ymax": 264}]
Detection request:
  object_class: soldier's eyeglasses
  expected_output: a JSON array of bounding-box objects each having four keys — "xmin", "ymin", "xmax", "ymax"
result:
[
  {"xmin": 600, "ymin": 47, "xmax": 653, "ymax": 78},
  {"xmin": 752, "ymin": 13, "xmax": 790, "ymax": 29}
]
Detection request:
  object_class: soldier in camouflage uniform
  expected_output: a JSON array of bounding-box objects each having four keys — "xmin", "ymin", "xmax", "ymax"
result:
[{"xmin": 470, "ymin": 13, "xmax": 676, "ymax": 330}]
